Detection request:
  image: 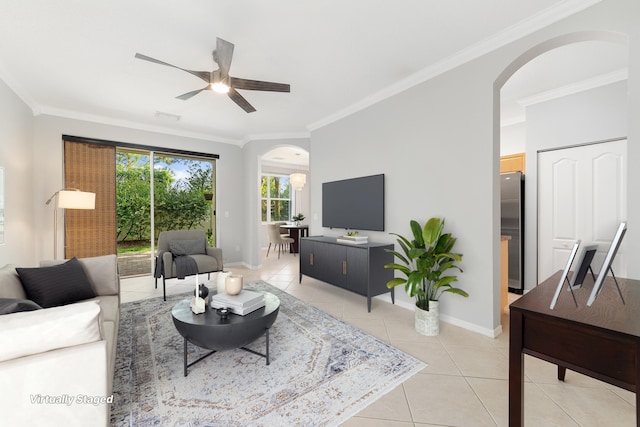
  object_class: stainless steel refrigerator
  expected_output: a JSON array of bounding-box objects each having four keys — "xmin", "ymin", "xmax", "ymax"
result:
[{"xmin": 500, "ymin": 171, "xmax": 524, "ymax": 293}]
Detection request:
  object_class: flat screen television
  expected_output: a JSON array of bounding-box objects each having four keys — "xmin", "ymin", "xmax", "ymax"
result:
[{"xmin": 322, "ymin": 174, "xmax": 385, "ymax": 231}]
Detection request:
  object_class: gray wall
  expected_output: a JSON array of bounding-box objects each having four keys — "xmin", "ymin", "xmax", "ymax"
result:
[
  {"xmin": 310, "ymin": 0, "xmax": 640, "ymax": 336},
  {"xmin": 0, "ymin": 78, "xmax": 35, "ymax": 266},
  {"xmin": 311, "ymin": 64, "xmax": 496, "ymax": 335},
  {"xmin": 500, "ymin": 122, "xmax": 526, "ymax": 155},
  {"xmin": 31, "ymin": 115, "xmax": 245, "ymax": 266}
]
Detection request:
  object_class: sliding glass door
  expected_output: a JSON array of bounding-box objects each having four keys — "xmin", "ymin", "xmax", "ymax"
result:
[
  {"xmin": 152, "ymin": 153, "xmax": 216, "ymax": 245},
  {"xmin": 116, "ymin": 149, "xmax": 216, "ymax": 276},
  {"xmin": 116, "ymin": 149, "xmax": 152, "ymax": 276}
]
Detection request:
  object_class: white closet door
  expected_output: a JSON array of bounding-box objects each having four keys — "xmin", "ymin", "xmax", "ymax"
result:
[{"xmin": 538, "ymin": 139, "xmax": 627, "ymax": 282}]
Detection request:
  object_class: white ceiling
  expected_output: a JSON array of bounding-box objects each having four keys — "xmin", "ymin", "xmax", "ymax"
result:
[{"xmin": 0, "ymin": 0, "xmax": 626, "ymax": 148}]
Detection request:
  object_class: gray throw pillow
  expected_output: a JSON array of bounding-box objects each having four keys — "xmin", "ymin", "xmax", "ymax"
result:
[
  {"xmin": 169, "ymin": 239, "xmax": 206, "ymax": 256},
  {"xmin": 16, "ymin": 257, "xmax": 96, "ymax": 308},
  {"xmin": 0, "ymin": 298, "xmax": 42, "ymax": 315}
]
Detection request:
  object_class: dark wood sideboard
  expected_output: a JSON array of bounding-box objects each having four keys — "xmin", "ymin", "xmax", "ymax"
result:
[
  {"xmin": 299, "ymin": 236, "xmax": 394, "ymax": 312},
  {"xmin": 509, "ymin": 271, "xmax": 640, "ymax": 426}
]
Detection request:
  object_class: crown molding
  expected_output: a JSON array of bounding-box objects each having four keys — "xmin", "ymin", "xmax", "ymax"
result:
[
  {"xmin": 518, "ymin": 68, "xmax": 628, "ymax": 107},
  {"xmin": 260, "ymin": 159, "xmax": 310, "ymax": 169},
  {"xmin": 1, "ymin": 0, "xmax": 605, "ymax": 143},
  {"xmin": 0, "ymin": 60, "xmax": 40, "ymax": 115},
  {"xmin": 308, "ymin": 0, "xmax": 603, "ymax": 132},
  {"xmin": 36, "ymin": 105, "xmax": 243, "ymax": 146},
  {"xmin": 241, "ymin": 131, "xmax": 311, "ymax": 146}
]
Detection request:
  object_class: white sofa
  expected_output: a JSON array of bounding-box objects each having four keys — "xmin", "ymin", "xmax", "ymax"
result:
[{"xmin": 0, "ymin": 254, "xmax": 120, "ymax": 427}]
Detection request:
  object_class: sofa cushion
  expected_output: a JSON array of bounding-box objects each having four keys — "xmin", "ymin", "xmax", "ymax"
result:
[
  {"xmin": 16, "ymin": 257, "xmax": 96, "ymax": 308},
  {"xmin": 0, "ymin": 300, "xmax": 102, "ymax": 362},
  {"xmin": 87, "ymin": 295, "xmax": 120, "ymax": 323},
  {"xmin": 0, "ymin": 264, "xmax": 27, "ymax": 300},
  {"xmin": 169, "ymin": 239, "xmax": 206, "ymax": 256},
  {"xmin": 0, "ymin": 298, "xmax": 42, "ymax": 315},
  {"xmin": 40, "ymin": 254, "xmax": 119, "ymax": 297}
]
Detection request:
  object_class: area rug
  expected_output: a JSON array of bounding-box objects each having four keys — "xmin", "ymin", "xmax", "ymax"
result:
[{"xmin": 110, "ymin": 280, "xmax": 425, "ymax": 426}]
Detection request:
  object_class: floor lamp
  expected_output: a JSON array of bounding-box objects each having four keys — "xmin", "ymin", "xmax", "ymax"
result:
[{"xmin": 45, "ymin": 189, "xmax": 96, "ymax": 259}]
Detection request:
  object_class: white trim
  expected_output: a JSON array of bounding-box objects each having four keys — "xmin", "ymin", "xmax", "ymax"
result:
[
  {"xmin": 382, "ymin": 297, "xmax": 502, "ymax": 338},
  {"xmin": 519, "ymin": 68, "xmax": 628, "ymax": 107},
  {"xmin": 0, "ymin": 0, "xmax": 603, "ymax": 143},
  {"xmin": 308, "ymin": 0, "xmax": 603, "ymax": 132},
  {"xmin": 224, "ymin": 261, "xmax": 260, "ymax": 270},
  {"xmin": 261, "ymin": 173, "xmax": 294, "ymax": 223},
  {"xmin": 37, "ymin": 106, "xmax": 242, "ymax": 146},
  {"xmin": 440, "ymin": 313, "xmax": 503, "ymax": 338},
  {"xmin": 241, "ymin": 132, "xmax": 311, "ymax": 145},
  {"xmin": 0, "ymin": 61, "xmax": 39, "ymax": 114}
]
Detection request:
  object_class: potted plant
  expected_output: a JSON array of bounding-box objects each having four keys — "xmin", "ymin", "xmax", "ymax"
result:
[
  {"xmin": 385, "ymin": 217, "xmax": 468, "ymax": 335},
  {"xmin": 292, "ymin": 213, "xmax": 305, "ymax": 226}
]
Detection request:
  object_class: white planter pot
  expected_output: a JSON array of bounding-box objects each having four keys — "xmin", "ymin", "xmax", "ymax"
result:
[{"xmin": 415, "ymin": 300, "xmax": 439, "ymax": 336}]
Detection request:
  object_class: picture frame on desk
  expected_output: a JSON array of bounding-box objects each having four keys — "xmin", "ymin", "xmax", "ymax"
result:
[
  {"xmin": 587, "ymin": 221, "xmax": 627, "ymax": 307},
  {"xmin": 550, "ymin": 240, "xmax": 580, "ymax": 309},
  {"xmin": 569, "ymin": 244, "xmax": 598, "ymax": 289}
]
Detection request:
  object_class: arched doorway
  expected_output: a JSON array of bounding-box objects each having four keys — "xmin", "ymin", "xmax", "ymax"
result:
[
  {"xmin": 259, "ymin": 146, "xmax": 310, "ymax": 253},
  {"xmin": 494, "ymin": 31, "xmax": 629, "ymax": 323}
]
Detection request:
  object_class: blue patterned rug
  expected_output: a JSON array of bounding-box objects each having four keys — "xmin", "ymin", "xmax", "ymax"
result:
[{"xmin": 110, "ymin": 280, "xmax": 425, "ymax": 426}]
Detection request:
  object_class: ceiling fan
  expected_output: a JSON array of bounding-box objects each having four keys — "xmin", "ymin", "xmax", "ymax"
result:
[{"xmin": 135, "ymin": 37, "xmax": 290, "ymax": 113}]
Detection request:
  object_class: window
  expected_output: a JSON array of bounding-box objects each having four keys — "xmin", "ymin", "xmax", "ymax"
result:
[
  {"xmin": 115, "ymin": 148, "xmax": 217, "ymax": 276},
  {"xmin": 261, "ymin": 174, "xmax": 291, "ymax": 222},
  {"xmin": 62, "ymin": 135, "xmax": 218, "ymax": 276}
]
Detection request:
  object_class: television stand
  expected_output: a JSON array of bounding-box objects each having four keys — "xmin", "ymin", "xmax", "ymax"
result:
[{"xmin": 299, "ymin": 236, "xmax": 394, "ymax": 312}]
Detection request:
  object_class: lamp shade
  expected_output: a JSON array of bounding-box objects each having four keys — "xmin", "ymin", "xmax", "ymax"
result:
[
  {"xmin": 57, "ymin": 190, "xmax": 95, "ymax": 209},
  {"xmin": 290, "ymin": 173, "xmax": 306, "ymax": 190}
]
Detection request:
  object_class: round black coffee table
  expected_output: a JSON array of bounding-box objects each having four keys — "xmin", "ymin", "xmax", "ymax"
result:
[{"xmin": 171, "ymin": 291, "xmax": 280, "ymax": 376}]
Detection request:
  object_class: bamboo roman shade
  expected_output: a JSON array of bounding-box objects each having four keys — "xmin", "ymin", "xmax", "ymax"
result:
[{"xmin": 64, "ymin": 140, "xmax": 117, "ymax": 258}]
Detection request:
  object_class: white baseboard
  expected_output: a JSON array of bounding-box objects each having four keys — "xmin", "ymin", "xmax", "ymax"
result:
[
  {"xmin": 375, "ymin": 295, "xmax": 503, "ymax": 338},
  {"xmin": 223, "ymin": 261, "xmax": 262, "ymax": 270}
]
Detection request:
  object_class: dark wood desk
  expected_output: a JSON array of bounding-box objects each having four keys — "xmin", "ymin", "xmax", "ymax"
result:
[
  {"xmin": 280, "ymin": 224, "xmax": 309, "ymax": 253},
  {"xmin": 509, "ymin": 272, "xmax": 640, "ymax": 426}
]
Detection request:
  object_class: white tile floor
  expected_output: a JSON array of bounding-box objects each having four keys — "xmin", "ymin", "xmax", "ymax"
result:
[{"xmin": 121, "ymin": 250, "xmax": 636, "ymax": 426}]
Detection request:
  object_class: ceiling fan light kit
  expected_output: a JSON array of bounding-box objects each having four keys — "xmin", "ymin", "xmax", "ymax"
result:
[
  {"xmin": 211, "ymin": 82, "xmax": 230, "ymax": 94},
  {"xmin": 135, "ymin": 37, "xmax": 290, "ymax": 113}
]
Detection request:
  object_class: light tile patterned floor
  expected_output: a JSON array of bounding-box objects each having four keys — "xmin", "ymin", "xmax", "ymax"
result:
[{"xmin": 121, "ymin": 250, "xmax": 636, "ymax": 426}]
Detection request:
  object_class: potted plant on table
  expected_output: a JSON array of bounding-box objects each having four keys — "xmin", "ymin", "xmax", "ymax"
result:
[
  {"xmin": 292, "ymin": 213, "xmax": 305, "ymax": 226},
  {"xmin": 385, "ymin": 217, "xmax": 468, "ymax": 336}
]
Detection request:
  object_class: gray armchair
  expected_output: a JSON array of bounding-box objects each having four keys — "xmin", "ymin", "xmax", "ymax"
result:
[{"xmin": 154, "ymin": 230, "xmax": 223, "ymax": 301}]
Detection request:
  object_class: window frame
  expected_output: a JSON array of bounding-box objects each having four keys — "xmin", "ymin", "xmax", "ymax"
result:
[{"xmin": 261, "ymin": 173, "xmax": 293, "ymax": 223}]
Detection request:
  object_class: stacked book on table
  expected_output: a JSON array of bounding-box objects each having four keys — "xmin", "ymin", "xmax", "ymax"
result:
[
  {"xmin": 209, "ymin": 290, "xmax": 265, "ymax": 315},
  {"xmin": 336, "ymin": 235, "xmax": 369, "ymax": 245}
]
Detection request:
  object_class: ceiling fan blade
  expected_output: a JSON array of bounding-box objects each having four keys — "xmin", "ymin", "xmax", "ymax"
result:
[
  {"xmin": 213, "ymin": 37, "xmax": 234, "ymax": 77},
  {"xmin": 176, "ymin": 86, "xmax": 211, "ymax": 100},
  {"xmin": 135, "ymin": 53, "xmax": 210, "ymax": 83},
  {"xmin": 228, "ymin": 87, "xmax": 256, "ymax": 113},
  {"xmin": 230, "ymin": 77, "xmax": 290, "ymax": 92}
]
